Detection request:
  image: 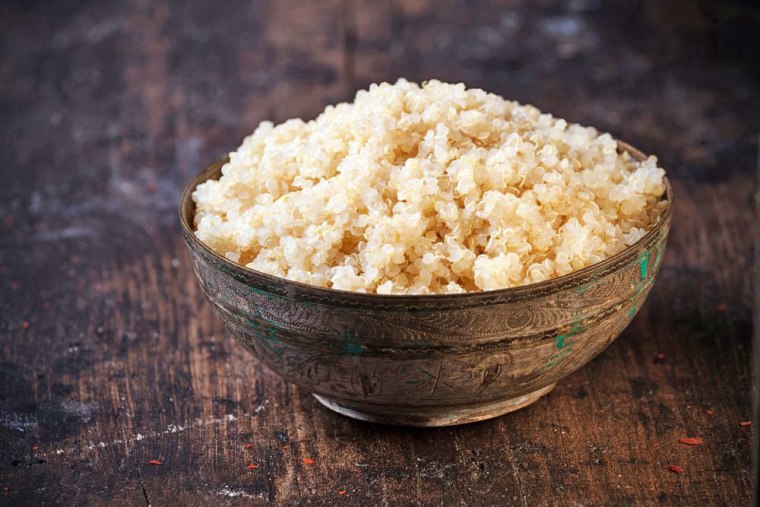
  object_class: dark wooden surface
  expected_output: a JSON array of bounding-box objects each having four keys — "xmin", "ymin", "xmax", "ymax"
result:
[{"xmin": 1, "ymin": 0, "xmax": 757, "ymax": 505}]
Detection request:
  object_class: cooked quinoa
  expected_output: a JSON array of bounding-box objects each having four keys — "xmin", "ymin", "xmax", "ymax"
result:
[{"xmin": 193, "ymin": 79, "xmax": 667, "ymax": 294}]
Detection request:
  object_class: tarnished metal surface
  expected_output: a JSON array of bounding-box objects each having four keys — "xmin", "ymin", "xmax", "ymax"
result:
[{"xmin": 179, "ymin": 142, "xmax": 673, "ymax": 426}]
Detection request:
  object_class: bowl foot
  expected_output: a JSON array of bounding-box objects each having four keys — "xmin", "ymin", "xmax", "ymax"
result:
[{"xmin": 313, "ymin": 383, "xmax": 557, "ymax": 427}]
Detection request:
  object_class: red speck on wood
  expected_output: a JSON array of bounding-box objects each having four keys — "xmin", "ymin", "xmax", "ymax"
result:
[
  {"xmin": 247, "ymin": 464, "xmax": 258, "ymax": 469},
  {"xmin": 338, "ymin": 490, "xmax": 347, "ymax": 495},
  {"xmin": 244, "ymin": 443, "xmax": 254, "ymax": 449},
  {"xmin": 678, "ymin": 437, "xmax": 703, "ymax": 445},
  {"xmin": 705, "ymin": 409, "xmax": 715, "ymax": 415},
  {"xmin": 302, "ymin": 458, "xmax": 314, "ymax": 465},
  {"xmin": 667, "ymin": 464, "xmax": 684, "ymax": 474},
  {"xmin": 148, "ymin": 460, "xmax": 162, "ymax": 466},
  {"xmin": 739, "ymin": 421, "xmax": 751, "ymax": 427}
]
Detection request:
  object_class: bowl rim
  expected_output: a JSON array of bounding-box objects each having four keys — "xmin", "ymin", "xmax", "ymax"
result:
[{"xmin": 178, "ymin": 140, "xmax": 673, "ymax": 305}]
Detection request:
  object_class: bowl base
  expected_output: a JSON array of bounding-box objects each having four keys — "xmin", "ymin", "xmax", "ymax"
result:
[{"xmin": 313, "ymin": 383, "xmax": 557, "ymax": 427}]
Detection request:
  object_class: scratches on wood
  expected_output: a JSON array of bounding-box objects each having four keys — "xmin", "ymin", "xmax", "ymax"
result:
[{"xmin": 0, "ymin": 0, "xmax": 755, "ymax": 504}]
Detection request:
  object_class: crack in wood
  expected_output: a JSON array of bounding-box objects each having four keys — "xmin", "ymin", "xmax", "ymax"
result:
[{"xmin": 135, "ymin": 463, "xmax": 152, "ymax": 507}]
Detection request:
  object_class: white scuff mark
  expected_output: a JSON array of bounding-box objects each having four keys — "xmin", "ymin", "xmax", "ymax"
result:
[
  {"xmin": 1, "ymin": 412, "xmax": 39, "ymax": 432},
  {"xmin": 536, "ymin": 14, "xmax": 598, "ymax": 58},
  {"xmin": 85, "ymin": 440, "xmax": 120, "ymax": 450},
  {"xmin": 215, "ymin": 486, "xmax": 261, "ymax": 499},
  {"xmin": 34, "ymin": 226, "xmax": 93, "ymax": 242},
  {"xmin": 60, "ymin": 400, "xmax": 95, "ymax": 424},
  {"xmin": 538, "ymin": 15, "xmax": 585, "ymax": 38},
  {"xmin": 23, "ymin": 157, "xmax": 184, "ymax": 229},
  {"xmin": 40, "ymin": 413, "xmax": 248, "ymax": 457},
  {"xmin": 416, "ymin": 461, "xmax": 460, "ymax": 479}
]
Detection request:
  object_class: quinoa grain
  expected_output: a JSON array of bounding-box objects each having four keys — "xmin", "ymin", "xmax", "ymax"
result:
[{"xmin": 193, "ymin": 79, "xmax": 667, "ymax": 294}]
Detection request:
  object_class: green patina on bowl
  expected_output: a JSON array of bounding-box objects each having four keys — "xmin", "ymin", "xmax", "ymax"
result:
[{"xmin": 178, "ymin": 141, "xmax": 673, "ymax": 427}]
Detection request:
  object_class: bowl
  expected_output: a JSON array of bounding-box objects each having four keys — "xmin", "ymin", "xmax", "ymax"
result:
[{"xmin": 179, "ymin": 141, "xmax": 673, "ymax": 427}]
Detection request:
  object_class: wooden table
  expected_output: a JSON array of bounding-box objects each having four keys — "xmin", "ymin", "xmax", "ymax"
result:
[{"xmin": 1, "ymin": 1, "xmax": 756, "ymax": 504}]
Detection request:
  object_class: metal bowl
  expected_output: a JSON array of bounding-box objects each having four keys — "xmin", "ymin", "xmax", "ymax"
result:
[{"xmin": 178, "ymin": 141, "xmax": 673, "ymax": 427}]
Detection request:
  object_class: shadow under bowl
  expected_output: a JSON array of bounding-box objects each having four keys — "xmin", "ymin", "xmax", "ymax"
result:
[{"xmin": 178, "ymin": 141, "xmax": 673, "ymax": 427}]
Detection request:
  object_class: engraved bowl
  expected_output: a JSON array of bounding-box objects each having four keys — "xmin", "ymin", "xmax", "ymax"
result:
[{"xmin": 179, "ymin": 142, "xmax": 673, "ymax": 427}]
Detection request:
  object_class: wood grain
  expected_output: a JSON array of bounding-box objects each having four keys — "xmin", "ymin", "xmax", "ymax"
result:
[{"xmin": 0, "ymin": 0, "xmax": 756, "ymax": 504}]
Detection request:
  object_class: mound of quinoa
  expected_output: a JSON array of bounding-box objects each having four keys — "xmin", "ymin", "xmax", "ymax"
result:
[{"xmin": 193, "ymin": 79, "xmax": 667, "ymax": 294}]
